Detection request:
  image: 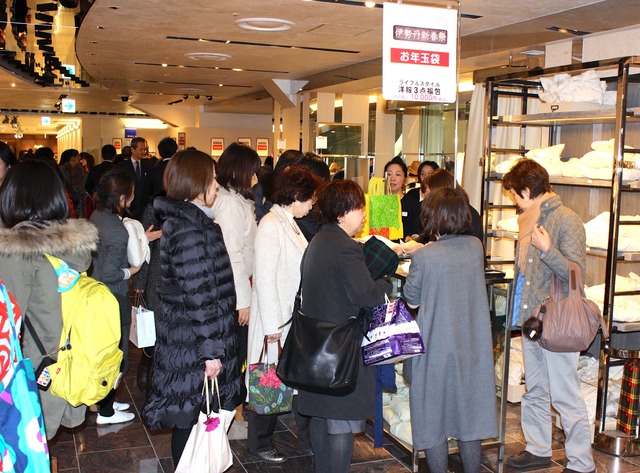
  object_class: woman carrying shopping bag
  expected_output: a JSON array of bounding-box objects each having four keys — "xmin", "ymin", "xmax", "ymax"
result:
[
  {"xmin": 246, "ymin": 167, "xmax": 320, "ymax": 462},
  {"xmin": 142, "ymin": 149, "xmax": 245, "ymax": 468}
]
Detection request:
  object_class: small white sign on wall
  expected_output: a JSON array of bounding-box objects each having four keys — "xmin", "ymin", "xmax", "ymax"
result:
[{"xmin": 315, "ymin": 136, "xmax": 328, "ymax": 150}]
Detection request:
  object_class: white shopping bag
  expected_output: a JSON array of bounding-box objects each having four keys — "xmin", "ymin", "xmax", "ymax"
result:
[
  {"xmin": 175, "ymin": 377, "xmax": 235, "ymax": 473},
  {"xmin": 130, "ymin": 295, "xmax": 156, "ymax": 348}
]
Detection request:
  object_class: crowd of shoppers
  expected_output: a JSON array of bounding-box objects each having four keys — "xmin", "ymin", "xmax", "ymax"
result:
[{"xmin": 0, "ymin": 139, "xmax": 597, "ymax": 473}]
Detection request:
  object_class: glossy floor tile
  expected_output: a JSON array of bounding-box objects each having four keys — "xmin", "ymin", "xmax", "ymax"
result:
[{"xmin": 47, "ymin": 344, "xmax": 639, "ymax": 473}]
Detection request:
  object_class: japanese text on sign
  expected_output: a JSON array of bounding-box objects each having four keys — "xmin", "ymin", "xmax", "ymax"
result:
[
  {"xmin": 393, "ymin": 25, "xmax": 447, "ymax": 45},
  {"xmin": 390, "ymin": 48, "xmax": 449, "ymax": 67}
]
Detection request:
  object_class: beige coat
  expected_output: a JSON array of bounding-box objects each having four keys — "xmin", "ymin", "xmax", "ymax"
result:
[
  {"xmin": 212, "ymin": 186, "xmax": 257, "ymax": 310},
  {"xmin": 246, "ymin": 205, "xmax": 307, "ymax": 390}
]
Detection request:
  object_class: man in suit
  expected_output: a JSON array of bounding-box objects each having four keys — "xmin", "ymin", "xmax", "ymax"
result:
[
  {"xmin": 85, "ymin": 144, "xmax": 117, "ymax": 196},
  {"xmin": 140, "ymin": 136, "xmax": 177, "ymax": 208},
  {"xmin": 117, "ymin": 136, "xmax": 152, "ymax": 220}
]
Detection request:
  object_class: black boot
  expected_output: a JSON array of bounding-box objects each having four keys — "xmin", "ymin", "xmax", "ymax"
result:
[{"xmin": 137, "ymin": 349, "xmax": 153, "ymax": 393}]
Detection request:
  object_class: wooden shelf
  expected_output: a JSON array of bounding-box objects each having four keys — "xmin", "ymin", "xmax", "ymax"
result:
[
  {"xmin": 489, "ymin": 229, "xmax": 518, "ymax": 239},
  {"xmin": 587, "ymin": 248, "xmax": 640, "ymax": 261},
  {"xmin": 488, "ymin": 173, "xmax": 640, "ymax": 189},
  {"xmin": 493, "ymin": 108, "xmax": 640, "ymax": 126}
]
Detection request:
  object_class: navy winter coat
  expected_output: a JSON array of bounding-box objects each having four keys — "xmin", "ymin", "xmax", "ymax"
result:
[{"xmin": 142, "ymin": 197, "xmax": 245, "ymax": 430}]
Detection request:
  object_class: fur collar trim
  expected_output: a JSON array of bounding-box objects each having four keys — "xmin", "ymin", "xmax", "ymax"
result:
[{"xmin": 0, "ymin": 219, "xmax": 99, "ymax": 257}]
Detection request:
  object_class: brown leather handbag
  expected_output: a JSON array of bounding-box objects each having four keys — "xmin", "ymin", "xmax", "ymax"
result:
[{"xmin": 523, "ymin": 261, "xmax": 609, "ymax": 352}]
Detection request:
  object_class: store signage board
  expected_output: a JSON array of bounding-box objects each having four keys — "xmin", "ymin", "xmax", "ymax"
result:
[
  {"xmin": 256, "ymin": 138, "xmax": 269, "ymax": 157},
  {"xmin": 61, "ymin": 98, "xmax": 76, "ymax": 113},
  {"xmin": 61, "ymin": 64, "xmax": 76, "ymax": 79},
  {"xmin": 211, "ymin": 138, "xmax": 224, "ymax": 157},
  {"xmin": 382, "ymin": 2, "xmax": 458, "ymax": 103}
]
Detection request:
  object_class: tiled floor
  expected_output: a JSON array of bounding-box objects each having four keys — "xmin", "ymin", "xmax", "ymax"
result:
[{"xmin": 49, "ymin": 346, "xmax": 640, "ymax": 473}]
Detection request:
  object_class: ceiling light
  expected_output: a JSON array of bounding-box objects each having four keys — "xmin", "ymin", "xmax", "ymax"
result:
[
  {"xmin": 183, "ymin": 94, "xmax": 189, "ymax": 99},
  {"xmin": 161, "ymin": 63, "xmax": 168, "ymax": 67},
  {"xmin": 235, "ymin": 18, "xmax": 295, "ymax": 32},
  {"xmin": 185, "ymin": 52, "xmax": 231, "ymax": 61},
  {"xmin": 365, "ymin": 1, "xmax": 376, "ymax": 7},
  {"xmin": 206, "ymin": 96, "xmax": 212, "ymax": 101},
  {"xmin": 121, "ymin": 118, "xmax": 168, "ymax": 129},
  {"xmin": 546, "ymin": 26, "xmax": 590, "ymax": 36},
  {"xmin": 521, "ymin": 49, "xmax": 545, "ymax": 56}
]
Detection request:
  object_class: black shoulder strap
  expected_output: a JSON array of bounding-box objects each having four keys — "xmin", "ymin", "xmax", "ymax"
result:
[
  {"xmin": 278, "ymin": 248, "xmax": 308, "ymax": 330},
  {"xmin": 23, "ymin": 316, "xmax": 48, "ymax": 357}
]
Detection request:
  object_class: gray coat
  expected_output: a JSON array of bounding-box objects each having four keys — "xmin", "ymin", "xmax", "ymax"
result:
[
  {"xmin": 297, "ymin": 223, "xmax": 391, "ymax": 420},
  {"xmin": 404, "ymin": 234, "xmax": 498, "ymax": 450},
  {"xmin": 0, "ymin": 219, "xmax": 98, "ymax": 438},
  {"xmin": 90, "ymin": 209, "xmax": 131, "ymax": 325},
  {"xmin": 513, "ymin": 195, "xmax": 586, "ymax": 326}
]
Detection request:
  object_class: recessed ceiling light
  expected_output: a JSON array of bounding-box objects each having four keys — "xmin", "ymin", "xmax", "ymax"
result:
[
  {"xmin": 185, "ymin": 52, "xmax": 231, "ymax": 61},
  {"xmin": 546, "ymin": 26, "xmax": 590, "ymax": 36},
  {"xmin": 521, "ymin": 50, "xmax": 545, "ymax": 56},
  {"xmin": 176, "ymin": 87, "xmax": 205, "ymax": 93},
  {"xmin": 235, "ymin": 18, "xmax": 294, "ymax": 32},
  {"xmin": 364, "ymin": 1, "xmax": 376, "ymax": 7}
]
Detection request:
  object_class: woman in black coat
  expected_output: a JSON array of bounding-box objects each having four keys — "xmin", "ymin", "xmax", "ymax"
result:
[
  {"xmin": 142, "ymin": 149, "xmax": 245, "ymax": 467},
  {"xmin": 297, "ymin": 180, "xmax": 391, "ymax": 473}
]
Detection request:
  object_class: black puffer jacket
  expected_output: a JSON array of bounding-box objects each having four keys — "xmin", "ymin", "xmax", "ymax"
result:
[{"xmin": 142, "ymin": 197, "xmax": 245, "ymax": 430}]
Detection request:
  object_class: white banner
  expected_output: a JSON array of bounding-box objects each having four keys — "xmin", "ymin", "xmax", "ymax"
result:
[{"xmin": 382, "ymin": 2, "xmax": 458, "ymax": 103}]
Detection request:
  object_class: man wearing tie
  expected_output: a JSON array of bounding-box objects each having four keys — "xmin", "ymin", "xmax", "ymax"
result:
[{"xmin": 117, "ymin": 137, "xmax": 151, "ymax": 219}]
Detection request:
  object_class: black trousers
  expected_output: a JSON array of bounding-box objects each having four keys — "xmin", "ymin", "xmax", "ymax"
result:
[{"xmin": 247, "ymin": 395, "xmax": 311, "ymax": 452}]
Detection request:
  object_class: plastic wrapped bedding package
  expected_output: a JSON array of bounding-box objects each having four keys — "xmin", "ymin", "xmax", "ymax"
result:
[
  {"xmin": 492, "ymin": 140, "xmax": 640, "ymax": 183},
  {"xmin": 381, "ymin": 364, "xmax": 412, "ymax": 446},
  {"xmin": 538, "ymin": 70, "xmax": 614, "ymax": 105}
]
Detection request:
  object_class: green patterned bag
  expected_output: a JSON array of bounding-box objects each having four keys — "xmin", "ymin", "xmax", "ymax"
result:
[{"xmin": 246, "ymin": 338, "xmax": 293, "ymax": 415}]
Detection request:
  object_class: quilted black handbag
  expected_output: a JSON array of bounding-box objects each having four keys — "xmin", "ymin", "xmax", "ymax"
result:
[{"xmin": 276, "ymin": 293, "xmax": 366, "ymax": 396}]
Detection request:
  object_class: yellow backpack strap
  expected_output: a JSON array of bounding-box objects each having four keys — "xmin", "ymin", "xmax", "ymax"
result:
[{"xmin": 44, "ymin": 253, "xmax": 81, "ymax": 293}]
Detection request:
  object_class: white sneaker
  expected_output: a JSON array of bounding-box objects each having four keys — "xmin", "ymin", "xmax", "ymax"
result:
[
  {"xmin": 113, "ymin": 401, "xmax": 131, "ymax": 411},
  {"xmin": 96, "ymin": 410, "xmax": 135, "ymax": 425}
]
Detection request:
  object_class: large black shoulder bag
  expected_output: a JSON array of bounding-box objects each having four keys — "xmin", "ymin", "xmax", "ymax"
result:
[
  {"xmin": 276, "ymin": 291, "xmax": 367, "ymax": 396},
  {"xmin": 522, "ymin": 261, "xmax": 609, "ymax": 352}
]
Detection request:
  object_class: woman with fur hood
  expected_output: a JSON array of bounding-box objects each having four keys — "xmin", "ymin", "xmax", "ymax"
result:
[{"xmin": 0, "ymin": 159, "xmax": 98, "ymax": 439}]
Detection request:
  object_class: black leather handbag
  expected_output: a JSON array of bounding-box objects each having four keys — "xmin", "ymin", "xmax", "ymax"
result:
[{"xmin": 276, "ymin": 298, "xmax": 366, "ymax": 396}]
